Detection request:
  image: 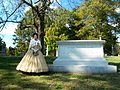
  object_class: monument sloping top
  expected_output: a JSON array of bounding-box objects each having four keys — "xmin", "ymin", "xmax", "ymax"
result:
[{"xmin": 57, "ymin": 40, "xmax": 105, "ymax": 44}]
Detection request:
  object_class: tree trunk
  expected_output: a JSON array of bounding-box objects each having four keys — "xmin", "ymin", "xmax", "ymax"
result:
[{"xmin": 39, "ymin": 12, "xmax": 45, "ymax": 54}]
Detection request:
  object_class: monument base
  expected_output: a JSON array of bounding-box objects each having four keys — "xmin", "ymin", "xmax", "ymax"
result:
[
  {"xmin": 49, "ymin": 65, "xmax": 117, "ymax": 74},
  {"xmin": 50, "ymin": 40, "xmax": 117, "ymax": 74}
]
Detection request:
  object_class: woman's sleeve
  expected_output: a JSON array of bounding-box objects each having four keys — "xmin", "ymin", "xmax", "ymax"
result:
[
  {"xmin": 28, "ymin": 40, "xmax": 33, "ymax": 49},
  {"xmin": 38, "ymin": 40, "xmax": 42, "ymax": 49}
]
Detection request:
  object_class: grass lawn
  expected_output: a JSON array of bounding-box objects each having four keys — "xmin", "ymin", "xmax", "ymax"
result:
[{"xmin": 0, "ymin": 56, "xmax": 120, "ymax": 90}]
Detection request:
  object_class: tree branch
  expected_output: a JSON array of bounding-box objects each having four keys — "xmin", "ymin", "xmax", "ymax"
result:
[
  {"xmin": 1, "ymin": 0, "xmax": 8, "ymax": 19},
  {"xmin": 0, "ymin": 1, "xmax": 23, "ymax": 31},
  {"xmin": 22, "ymin": 0, "xmax": 38, "ymax": 13},
  {"xmin": 0, "ymin": 20, "xmax": 21, "ymax": 23},
  {"xmin": 55, "ymin": 0, "xmax": 67, "ymax": 11}
]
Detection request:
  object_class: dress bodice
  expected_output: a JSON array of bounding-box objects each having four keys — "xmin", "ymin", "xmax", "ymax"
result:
[{"xmin": 29, "ymin": 39, "xmax": 42, "ymax": 50}]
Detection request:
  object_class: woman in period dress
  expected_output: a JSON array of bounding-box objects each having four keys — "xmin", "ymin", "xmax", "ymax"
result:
[{"xmin": 16, "ymin": 33, "xmax": 48, "ymax": 73}]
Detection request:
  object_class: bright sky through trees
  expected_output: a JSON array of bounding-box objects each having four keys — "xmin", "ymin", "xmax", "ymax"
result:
[{"xmin": 0, "ymin": 0, "xmax": 119, "ymax": 48}]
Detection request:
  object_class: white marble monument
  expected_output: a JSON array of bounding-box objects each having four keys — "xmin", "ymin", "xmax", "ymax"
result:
[{"xmin": 50, "ymin": 40, "xmax": 117, "ymax": 74}]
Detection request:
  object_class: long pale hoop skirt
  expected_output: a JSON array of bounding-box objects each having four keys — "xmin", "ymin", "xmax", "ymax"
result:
[{"xmin": 16, "ymin": 50, "xmax": 48, "ymax": 73}]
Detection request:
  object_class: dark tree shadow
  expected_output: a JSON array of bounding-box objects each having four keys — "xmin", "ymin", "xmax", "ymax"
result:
[
  {"xmin": 108, "ymin": 62, "xmax": 120, "ymax": 72},
  {"xmin": 0, "ymin": 56, "xmax": 120, "ymax": 90}
]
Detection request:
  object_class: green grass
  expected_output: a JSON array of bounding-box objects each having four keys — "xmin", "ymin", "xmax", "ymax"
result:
[
  {"xmin": 106, "ymin": 56, "xmax": 120, "ymax": 72},
  {"xmin": 0, "ymin": 56, "xmax": 120, "ymax": 90}
]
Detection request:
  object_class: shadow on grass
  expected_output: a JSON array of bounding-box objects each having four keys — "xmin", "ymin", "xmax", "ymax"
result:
[
  {"xmin": 109, "ymin": 62, "xmax": 120, "ymax": 72},
  {"xmin": 0, "ymin": 60, "xmax": 51, "ymax": 89},
  {"xmin": 0, "ymin": 56, "xmax": 120, "ymax": 90}
]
